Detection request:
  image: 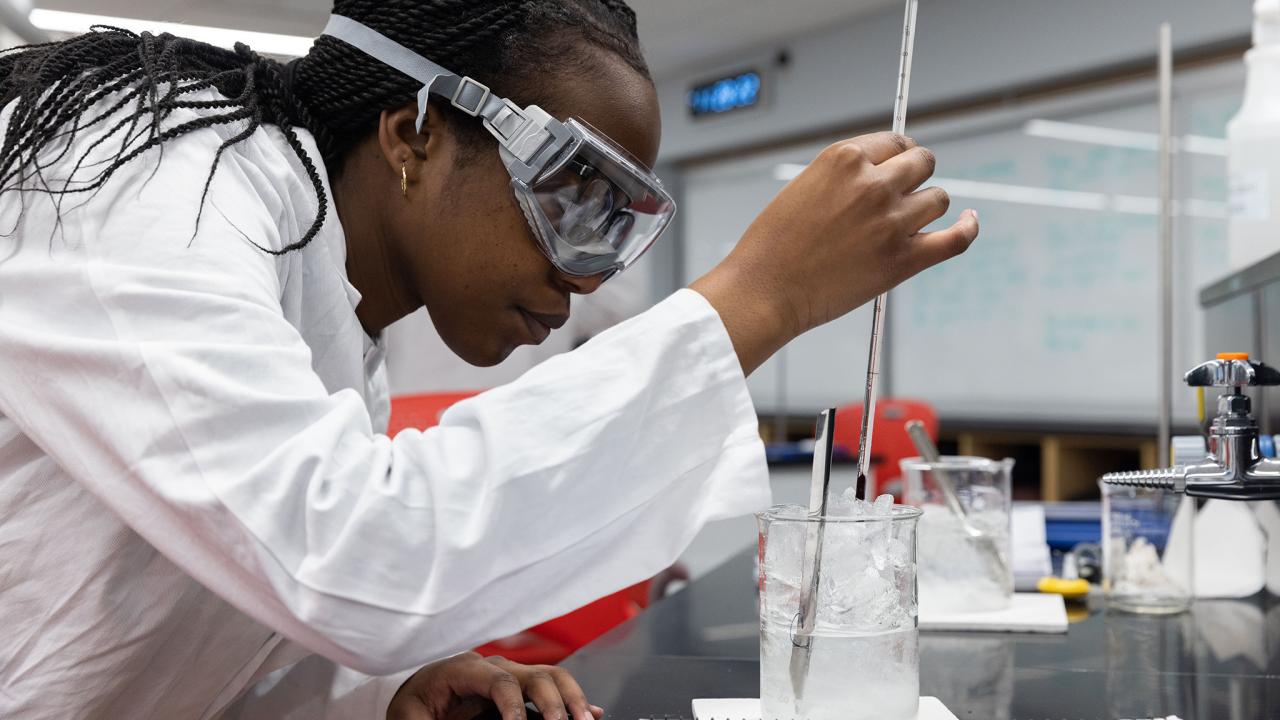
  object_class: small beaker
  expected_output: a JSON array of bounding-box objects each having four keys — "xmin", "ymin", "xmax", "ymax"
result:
[
  {"xmin": 756, "ymin": 504, "xmax": 921, "ymax": 720},
  {"xmin": 1100, "ymin": 480, "xmax": 1194, "ymax": 614},
  {"xmin": 901, "ymin": 456, "xmax": 1014, "ymax": 613}
]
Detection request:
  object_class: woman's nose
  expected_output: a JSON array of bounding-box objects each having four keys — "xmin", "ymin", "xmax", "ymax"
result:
[{"xmin": 556, "ymin": 270, "xmax": 608, "ymax": 295}]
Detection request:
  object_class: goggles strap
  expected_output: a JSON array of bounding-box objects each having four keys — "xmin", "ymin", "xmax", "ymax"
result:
[{"xmin": 320, "ymin": 14, "xmax": 550, "ymax": 153}]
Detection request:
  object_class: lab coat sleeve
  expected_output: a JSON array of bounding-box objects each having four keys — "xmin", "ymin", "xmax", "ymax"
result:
[{"xmin": 0, "ymin": 224, "xmax": 770, "ymax": 675}]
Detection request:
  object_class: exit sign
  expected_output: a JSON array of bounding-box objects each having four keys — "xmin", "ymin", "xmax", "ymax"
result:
[{"xmin": 688, "ymin": 70, "xmax": 763, "ymax": 118}]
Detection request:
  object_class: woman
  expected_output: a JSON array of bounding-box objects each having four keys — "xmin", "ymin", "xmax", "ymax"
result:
[{"xmin": 0, "ymin": 1, "xmax": 977, "ymax": 718}]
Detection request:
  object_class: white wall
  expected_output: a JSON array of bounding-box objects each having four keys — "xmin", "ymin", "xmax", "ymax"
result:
[{"xmin": 653, "ymin": 0, "xmax": 1253, "ymax": 163}]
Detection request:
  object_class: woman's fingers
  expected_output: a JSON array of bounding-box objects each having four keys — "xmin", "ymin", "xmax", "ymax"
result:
[
  {"xmin": 847, "ymin": 131, "xmax": 918, "ymax": 165},
  {"xmin": 879, "ymin": 145, "xmax": 938, "ymax": 194},
  {"xmin": 519, "ymin": 668, "xmax": 569, "ymax": 720},
  {"xmin": 897, "ymin": 185, "xmax": 952, "ymax": 235},
  {"xmin": 485, "ymin": 659, "xmax": 600, "ymax": 720},
  {"xmin": 548, "ymin": 666, "xmax": 594, "ymax": 720},
  {"xmin": 900, "ymin": 209, "xmax": 980, "ymax": 278},
  {"xmin": 813, "ymin": 133, "xmax": 917, "ymax": 180},
  {"xmin": 457, "ymin": 661, "xmax": 525, "ymax": 720},
  {"xmin": 388, "ymin": 654, "xmax": 604, "ymax": 720}
]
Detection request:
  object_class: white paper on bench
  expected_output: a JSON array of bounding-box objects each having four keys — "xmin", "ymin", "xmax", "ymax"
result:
[
  {"xmin": 918, "ymin": 592, "xmax": 1068, "ymax": 633},
  {"xmin": 690, "ymin": 696, "xmax": 958, "ymax": 720}
]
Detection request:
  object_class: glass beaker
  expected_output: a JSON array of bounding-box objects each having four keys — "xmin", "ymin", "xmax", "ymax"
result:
[
  {"xmin": 756, "ymin": 504, "xmax": 922, "ymax": 720},
  {"xmin": 901, "ymin": 456, "xmax": 1014, "ymax": 613},
  {"xmin": 1100, "ymin": 480, "xmax": 1194, "ymax": 614}
]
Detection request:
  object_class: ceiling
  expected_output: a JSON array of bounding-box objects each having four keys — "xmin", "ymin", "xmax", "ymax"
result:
[
  {"xmin": 630, "ymin": 0, "xmax": 898, "ymax": 77},
  {"xmin": 32, "ymin": 0, "xmax": 898, "ymax": 77}
]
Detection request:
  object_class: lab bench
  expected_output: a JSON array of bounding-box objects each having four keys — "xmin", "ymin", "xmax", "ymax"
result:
[{"xmin": 555, "ymin": 546, "xmax": 1280, "ymax": 720}]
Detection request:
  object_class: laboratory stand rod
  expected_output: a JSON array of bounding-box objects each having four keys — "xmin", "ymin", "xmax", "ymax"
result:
[{"xmin": 1158, "ymin": 23, "xmax": 1174, "ymax": 468}]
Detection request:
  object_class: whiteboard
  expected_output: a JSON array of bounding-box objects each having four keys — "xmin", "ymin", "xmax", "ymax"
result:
[
  {"xmin": 679, "ymin": 61, "xmax": 1244, "ymax": 426},
  {"xmin": 892, "ymin": 63, "xmax": 1241, "ymax": 425}
]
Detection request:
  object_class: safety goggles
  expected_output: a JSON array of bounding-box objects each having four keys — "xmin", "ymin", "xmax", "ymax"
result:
[{"xmin": 322, "ymin": 15, "xmax": 675, "ymax": 279}]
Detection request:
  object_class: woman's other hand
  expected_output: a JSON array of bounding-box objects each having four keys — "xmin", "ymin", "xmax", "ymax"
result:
[{"xmin": 387, "ymin": 652, "xmax": 605, "ymax": 720}]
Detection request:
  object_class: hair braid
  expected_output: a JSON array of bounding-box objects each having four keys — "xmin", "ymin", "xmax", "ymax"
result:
[
  {"xmin": 598, "ymin": 0, "xmax": 639, "ymax": 32},
  {"xmin": 0, "ymin": 0, "xmax": 650, "ymax": 253}
]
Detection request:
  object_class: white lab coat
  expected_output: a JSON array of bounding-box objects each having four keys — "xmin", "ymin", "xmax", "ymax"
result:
[{"xmin": 0, "ymin": 87, "xmax": 770, "ymax": 718}]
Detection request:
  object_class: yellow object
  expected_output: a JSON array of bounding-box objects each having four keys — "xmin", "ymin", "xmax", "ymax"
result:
[
  {"xmin": 1037, "ymin": 576, "xmax": 1089, "ymax": 599},
  {"xmin": 1197, "ymin": 386, "xmax": 1206, "ymax": 424},
  {"xmin": 1217, "ymin": 351, "xmax": 1250, "ymax": 360}
]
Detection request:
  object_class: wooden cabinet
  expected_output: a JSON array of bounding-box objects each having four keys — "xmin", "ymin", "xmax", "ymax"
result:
[{"xmin": 950, "ymin": 429, "xmax": 1157, "ymax": 501}]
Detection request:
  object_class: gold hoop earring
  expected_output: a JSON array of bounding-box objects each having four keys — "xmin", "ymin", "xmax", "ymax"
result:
[{"xmin": 400, "ymin": 165, "xmax": 408, "ymax": 197}]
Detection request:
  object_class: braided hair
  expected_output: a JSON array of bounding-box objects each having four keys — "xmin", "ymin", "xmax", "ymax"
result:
[{"xmin": 0, "ymin": 0, "xmax": 650, "ymax": 254}]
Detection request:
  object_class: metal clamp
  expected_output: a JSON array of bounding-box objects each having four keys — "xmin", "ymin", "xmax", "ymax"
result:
[
  {"xmin": 450, "ymin": 76, "xmax": 491, "ymax": 116},
  {"xmin": 1103, "ymin": 353, "xmax": 1280, "ymax": 500}
]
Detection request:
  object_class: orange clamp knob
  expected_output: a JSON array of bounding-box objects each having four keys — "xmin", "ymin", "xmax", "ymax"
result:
[{"xmin": 1217, "ymin": 352, "xmax": 1250, "ymax": 361}]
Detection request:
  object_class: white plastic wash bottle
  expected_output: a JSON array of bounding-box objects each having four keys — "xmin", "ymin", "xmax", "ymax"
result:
[{"xmin": 1228, "ymin": 0, "xmax": 1280, "ymax": 272}]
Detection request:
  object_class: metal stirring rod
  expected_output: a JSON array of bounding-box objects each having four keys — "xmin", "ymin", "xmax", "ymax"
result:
[{"xmin": 855, "ymin": 0, "xmax": 919, "ymax": 500}]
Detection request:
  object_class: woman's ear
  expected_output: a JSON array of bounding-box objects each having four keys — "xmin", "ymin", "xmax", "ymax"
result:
[{"xmin": 376, "ymin": 101, "xmax": 445, "ymax": 191}]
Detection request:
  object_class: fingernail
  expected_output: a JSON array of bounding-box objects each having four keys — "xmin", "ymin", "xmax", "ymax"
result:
[
  {"xmin": 578, "ymin": 711, "xmax": 594, "ymax": 720},
  {"xmin": 969, "ymin": 209, "xmax": 979, "ymax": 222}
]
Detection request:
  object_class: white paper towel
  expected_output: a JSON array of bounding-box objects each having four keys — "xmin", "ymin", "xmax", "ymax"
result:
[
  {"xmin": 691, "ymin": 697, "xmax": 957, "ymax": 720},
  {"xmin": 1011, "ymin": 504, "xmax": 1052, "ymax": 579}
]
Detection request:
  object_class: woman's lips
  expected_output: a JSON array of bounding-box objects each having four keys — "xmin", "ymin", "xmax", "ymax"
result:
[{"xmin": 517, "ymin": 307, "xmax": 568, "ymax": 344}]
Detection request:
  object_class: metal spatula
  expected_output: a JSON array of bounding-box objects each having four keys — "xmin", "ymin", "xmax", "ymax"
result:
[
  {"xmin": 905, "ymin": 420, "xmax": 1011, "ymax": 590},
  {"xmin": 789, "ymin": 408, "xmax": 836, "ymax": 702}
]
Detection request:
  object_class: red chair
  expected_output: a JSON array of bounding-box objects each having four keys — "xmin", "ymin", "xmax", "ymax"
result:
[
  {"xmin": 510, "ymin": 581, "xmax": 651, "ymax": 653},
  {"xmin": 385, "ymin": 391, "xmax": 484, "ymax": 436},
  {"xmin": 388, "ymin": 392, "xmax": 657, "ymax": 665},
  {"xmin": 832, "ymin": 399, "xmax": 938, "ymax": 499},
  {"xmin": 468, "ymin": 581, "xmax": 652, "ymax": 665}
]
